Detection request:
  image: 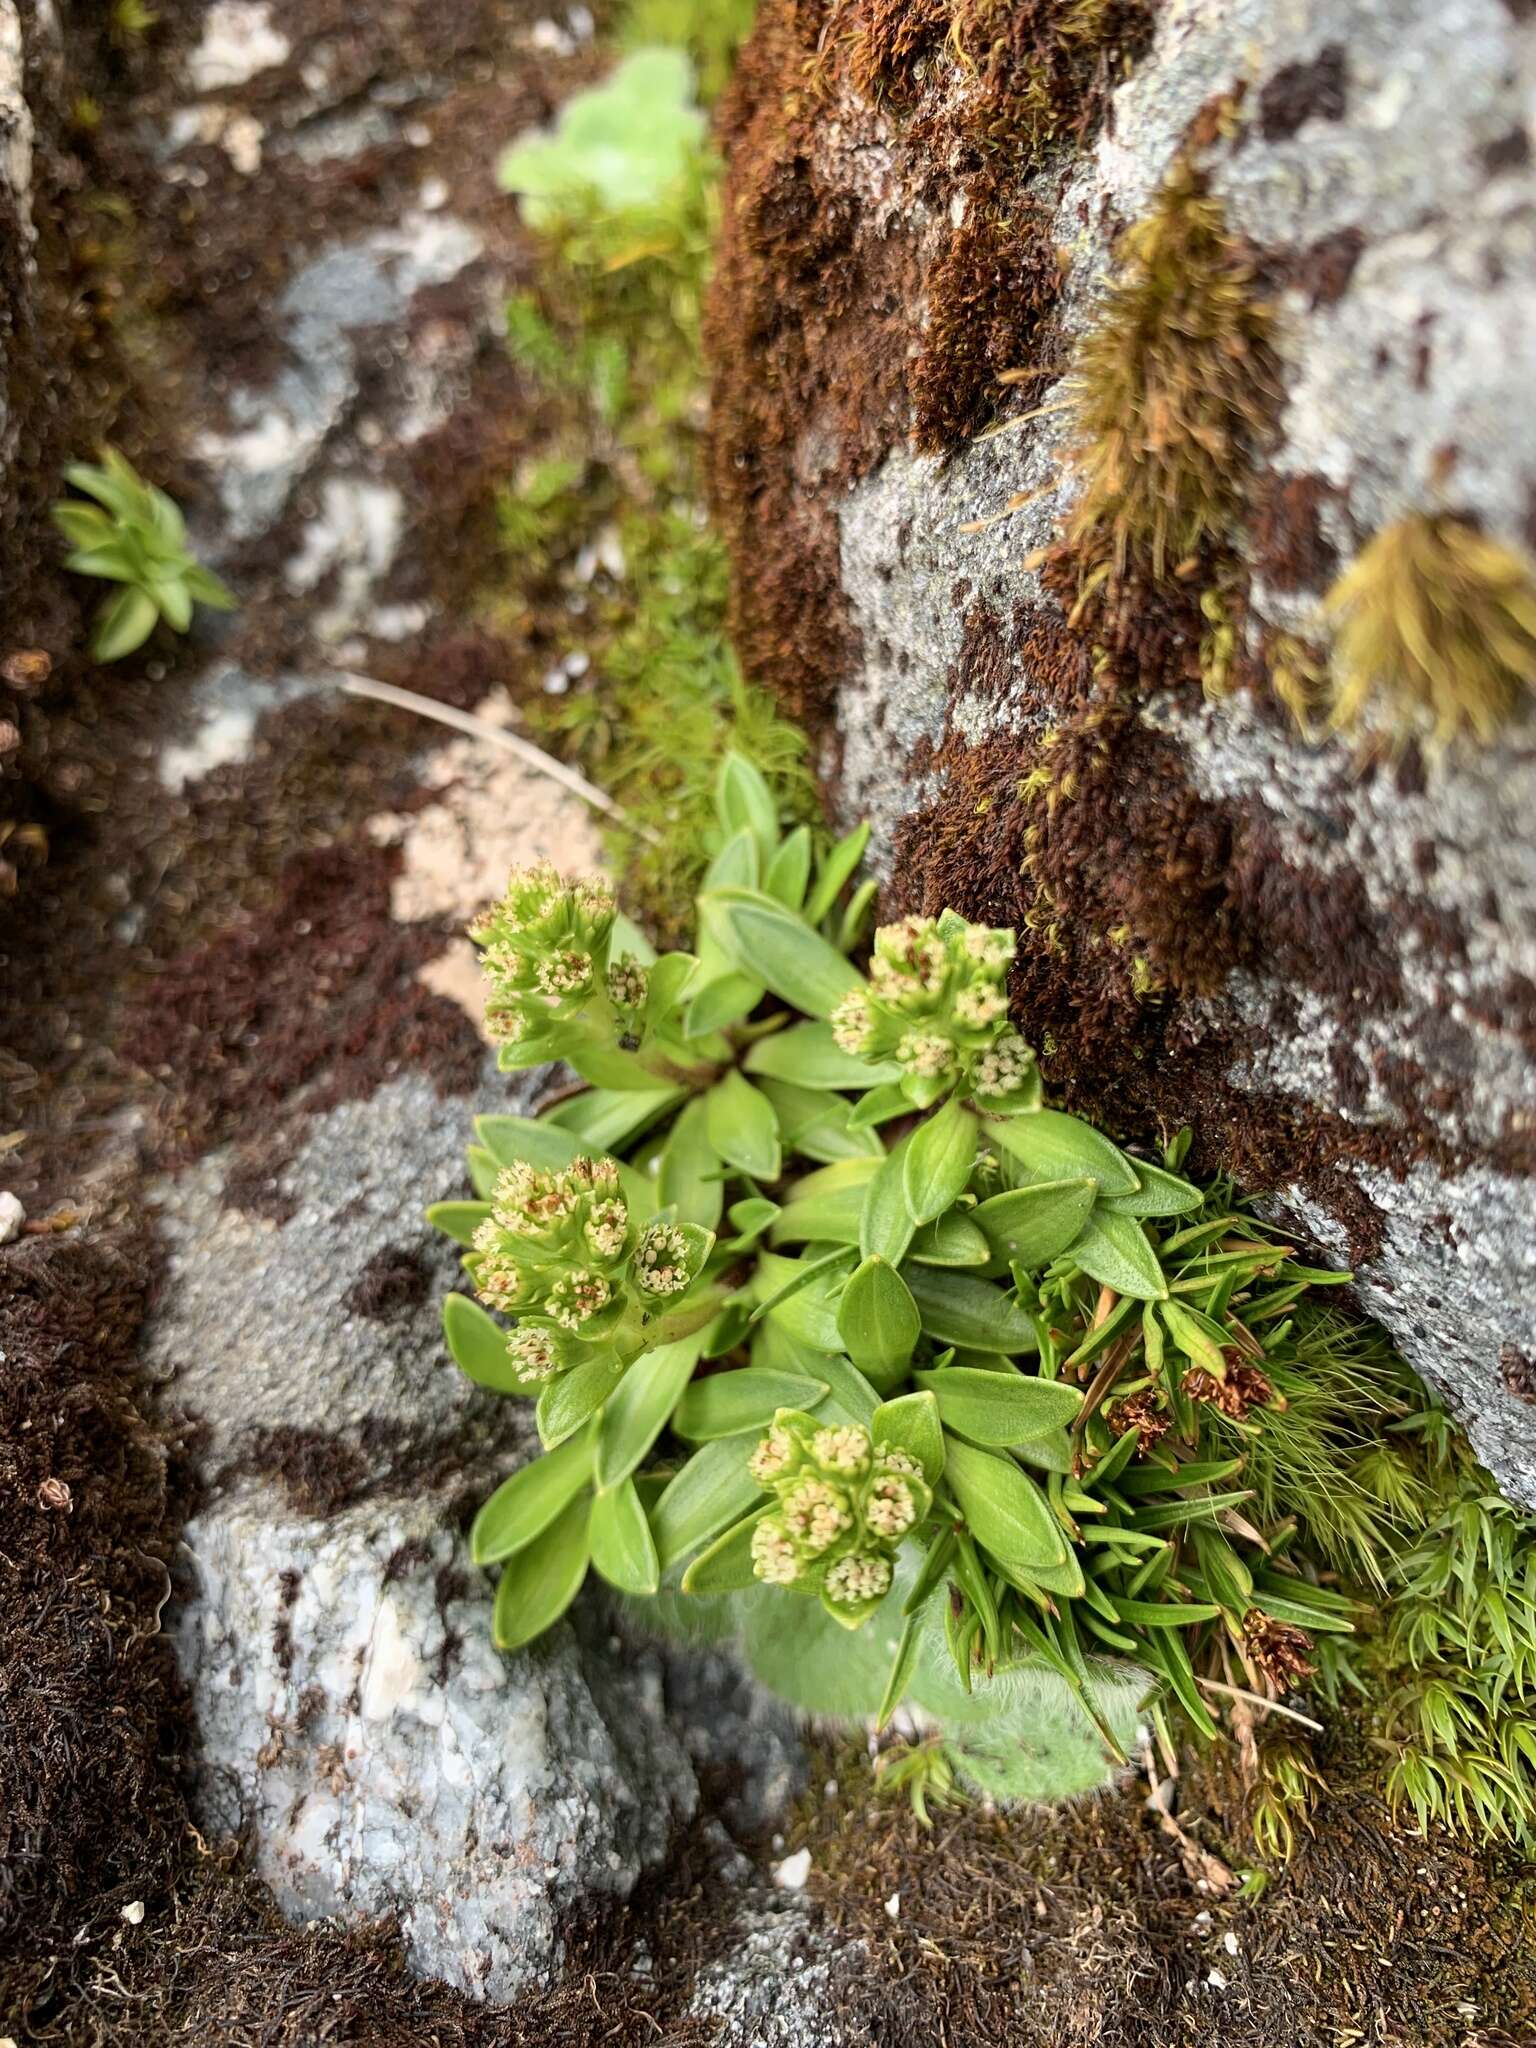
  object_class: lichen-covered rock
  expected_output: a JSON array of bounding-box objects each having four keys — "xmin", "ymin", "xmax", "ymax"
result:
[
  {"xmin": 707, "ymin": 0, "xmax": 1536, "ymax": 1504},
  {"xmin": 156, "ymin": 1066, "xmax": 804, "ymax": 1997}
]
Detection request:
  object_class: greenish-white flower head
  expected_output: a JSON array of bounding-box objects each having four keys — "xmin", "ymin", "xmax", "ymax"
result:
[
  {"xmin": 831, "ymin": 912, "xmax": 1041, "ymax": 1109},
  {"xmin": 471, "ymin": 863, "xmax": 618, "ymax": 1057},
  {"xmin": 745, "ymin": 1411, "xmax": 932, "ymax": 1626}
]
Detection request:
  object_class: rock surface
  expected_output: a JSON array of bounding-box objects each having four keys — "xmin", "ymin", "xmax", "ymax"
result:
[{"xmin": 708, "ymin": 0, "xmax": 1536, "ymax": 1504}]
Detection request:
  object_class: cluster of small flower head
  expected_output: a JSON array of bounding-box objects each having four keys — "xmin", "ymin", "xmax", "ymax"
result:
[
  {"xmin": 746, "ymin": 1414, "xmax": 930, "ymax": 1620},
  {"xmin": 830, "ymin": 914, "xmax": 1039, "ymax": 1108},
  {"xmin": 470, "ymin": 1155, "xmax": 708, "ymax": 1359},
  {"xmin": 470, "ymin": 1155, "xmax": 634, "ymax": 1338},
  {"xmin": 470, "ymin": 861, "xmax": 618, "ymax": 1057}
]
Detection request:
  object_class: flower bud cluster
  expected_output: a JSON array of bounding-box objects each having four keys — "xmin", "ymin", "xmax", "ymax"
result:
[
  {"xmin": 829, "ymin": 913, "xmax": 1041, "ymax": 1109},
  {"xmin": 747, "ymin": 1413, "xmax": 931, "ymax": 1621},
  {"xmin": 470, "ymin": 1155, "xmax": 708, "ymax": 1368},
  {"xmin": 470, "ymin": 862, "xmax": 619, "ymax": 1057}
]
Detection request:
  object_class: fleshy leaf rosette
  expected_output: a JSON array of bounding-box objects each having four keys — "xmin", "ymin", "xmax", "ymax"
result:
[
  {"xmin": 830, "ymin": 912, "xmax": 1041, "ymax": 1109},
  {"xmin": 747, "ymin": 1410, "xmax": 931, "ymax": 1628}
]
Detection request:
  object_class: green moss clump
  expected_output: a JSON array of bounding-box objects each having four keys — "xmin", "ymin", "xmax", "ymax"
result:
[
  {"xmin": 1063, "ymin": 160, "xmax": 1277, "ymax": 579},
  {"xmin": 489, "ymin": 36, "xmax": 817, "ymax": 934},
  {"xmin": 1323, "ymin": 513, "xmax": 1536, "ymax": 747}
]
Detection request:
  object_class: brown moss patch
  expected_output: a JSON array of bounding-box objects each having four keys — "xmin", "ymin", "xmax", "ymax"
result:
[
  {"xmin": 119, "ymin": 839, "xmax": 484, "ymax": 1168},
  {"xmin": 791, "ymin": 1734, "xmax": 1536, "ymax": 2047}
]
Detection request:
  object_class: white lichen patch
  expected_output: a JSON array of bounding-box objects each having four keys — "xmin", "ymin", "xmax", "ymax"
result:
[{"xmin": 188, "ymin": 1, "xmax": 291, "ymax": 94}]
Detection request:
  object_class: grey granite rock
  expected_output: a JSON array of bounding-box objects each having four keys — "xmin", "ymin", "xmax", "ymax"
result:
[
  {"xmin": 816, "ymin": 0, "xmax": 1536, "ymax": 1503},
  {"xmin": 156, "ymin": 1066, "xmax": 807, "ymax": 1997}
]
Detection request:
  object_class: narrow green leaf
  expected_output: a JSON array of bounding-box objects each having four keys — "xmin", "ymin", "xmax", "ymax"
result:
[
  {"xmin": 91, "ymin": 585, "xmax": 158, "ymax": 661},
  {"xmin": 537, "ymin": 1351, "xmax": 625, "ymax": 1447},
  {"xmin": 475, "ymin": 1115, "xmax": 579, "ymax": 1171},
  {"xmin": 913, "ymin": 1366, "xmax": 1082, "ymax": 1446},
  {"xmin": 751, "ymin": 1248, "xmax": 851, "ymax": 1352},
  {"xmin": 673, "ymin": 1367, "xmax": 829, "ymax": 1441},
  {"xmin": 871, "ymin": 1389, "xmax": 944, "ymax": 1484},
  {"xmin": 702, "ymin": 886, "xmax": 863, "ymax": 1017},
  {"xmin": 1108, "ymin": 1594, "xmax": 1221, "ymax": 1628},
  {"xmin": 764, "ymin": 826, "xmax": 812, "ymax": 909},
  {"xmin": 443, "ymin": 1293, "xmax": 538, "ymax": 1394},
  {"xmin": 589, "ymin": 1477, "xmax": 660, "ymax": 1594},
  {"xmin": 657, "ymin": 1096, "xmax": 724, "ymax": 1231},
  {"xmin": 471, "ymin": 1429, "xmax": 594, "ymax": 1564},
  {"xmin": 705, "ymin": 1069, "xmax": 782, "ymax": 1180},
  {"xmin": 684, "ymin": 971, "xmax": 763, "ymax": 1037},
  {"xmin": 907, "ymin": 1212, "xmax": 990, "ymax": 1267},
  {"xmin": 876, "ymin": 1611, "xmax": 922, "ymax": 1730},
  {"xmin": 901, "ymin": 1266, "xmax": 1038, "ymax": 1354},
  {"xmin": 837, "ymin": 1256, "xmax": 920, "ymax": 1386},
  {"xmin": 544, "ymin": 1085, "xmax": 685, "ymax": 1153},
  {"xmin": 989, "ymin": 1109, "xmax": 1140, "ymax": 1197},
  {"xmin": 768, "ymin": 1181, "xmax": 865, "ymax": 1247},
  {"xmin": 846, "ymin": 1081, "xmax": 910, "ymax": 1131},
  {"xmin": 942, "ymin": 1434, "xmax": 1066, "ymax": 1569},
  {"xmin": 651, "ymin": 1436, "xmax": 765, "ymax": 1569},
  {"xmin": 1103, "ymin": 1159, "xmax": 1203, "ymax": 1217},
  {"xmin": 860, "ymin": 1137, "xmax": 916, "ymax": 1264},
  {"xmin": 1159, "ymin": 1297, "xmax": 1227, "ymax": 1375},
  {"xmin": 595, "ymin": 1334, "xmax": 704, "ymax": 1490},
  {"xmin": 804, "ymin": 819, "xmax": 870, "ymax": 927},
  {"xmin": 1070, "ymin": 1210, "xmax": 1168, "ymax": 1301},
  {"xmin": 745, "ymin": 1019, "xmax": 902, "ymax": 1091},
  {"xmin": 681, "ymin": 1507, "xmax": 769, "ymax": 1593},
  {"xmin": 972, "ymin": 1178, "xmax": 1096, "ymax": 1268},
  {"xmin": 427, "ymin": 1201, "xmax": 491, "ymax": 1248},
  {"xmin": 755, "ymin": 1077, "xmax": 883, "ymax": 1162},
  {"xmin": 702, "ymin": 823, "xmax": 762, "ymax": 892},
  {"xmin": 902, "ymin": 1098, "xmax": 977, "ymax": 1226},
  {"xmin": 491, "ymin": 1495, "xmax": 591, "ymax": 1650},
  {"xmin": 715, "ymin": 751, "xmax": 779, "ymax": 860}
]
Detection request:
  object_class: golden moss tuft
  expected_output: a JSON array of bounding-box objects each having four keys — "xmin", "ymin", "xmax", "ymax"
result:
[
  {"xmin": 1323, "ymin": 514, "xmax": 1536, "ymax": 746},
  {"xmin": 1062, "ymin": 161, "xmax": 1278, "ymax": 579}
]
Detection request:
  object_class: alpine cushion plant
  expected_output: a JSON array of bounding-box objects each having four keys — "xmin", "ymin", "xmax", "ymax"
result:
[
  {"xmin": 430, "ymin": 752, "xmax": 1399, "ymax": 1804},
  {"xmin": 53, "ymin": 449, "xmax": 235, "ymax": 661}
]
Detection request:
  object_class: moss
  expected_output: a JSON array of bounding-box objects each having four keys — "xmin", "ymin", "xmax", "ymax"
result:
[
  {"xmin": 1323, "ymin": 513, "xmax": 1536, "ymax": 747},
  {"xmin": 1062, "ymin": 159, "xmax": 1279, "ymax": 580},
  {"xmin": 944, "ymin": 0, "xmax": 1154, "ymax": 164}
]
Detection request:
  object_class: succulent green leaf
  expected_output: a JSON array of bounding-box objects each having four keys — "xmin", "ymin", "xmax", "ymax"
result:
[
  {"xmin": 906, "ymin": 1212, "xmax": 990, "ymax": 1267},
  {"xmin": 744, "ymin": 1019, "xmax": 901, "ymax": 1090},
  {"xmin": 681, "ymin": 1507, "xmax": 769, "ymax": 1593},
  {"xmin": 837, "ymin": 1256, "xmax": 920, "ymax": 1386},
  {"xmin": 651, "ymin": 1435, "xmax": 766, "ymax": 1570},
  {"xmin": 657, "ymin": 1096, "xmax": 724, "ymax": 1230},
  {"xmin": 763, "ymin": 826, "xmax": 812, "ymax": 909},
  {"xmin": 471, "ymin": 1428, "xmax": 594, "ymax": 1564},
  {"xmin": 941, "ymin": 1435, "xmax": 1066, "ymax": 1570},
  {"xmin": 91, "ymin": 585, "xmax": 159, "ymax": 661},
  {"xmin": 901, "ymin": 1266, "xmax": 1038, "ymax": 1354},
  {"xmin": 537, "ymin": 1351, "xmax": 625, "ymax": 1448},
  {"xmin": 804, "ymin": 819, "xmax": 870, "ymax": 927},
  {"xmin": 972, "ymin": 1178, "xmax": 1096, "ymax": 1268},
  {"xmin": 544, "ymin": 1084, "xmax": 685, "ymax": 1154},
  {"xmin": 427, "ymin": 1200, "xmax": 491, "ymax": 1247},
  {"xmin": 1071, "ymin": 1210, "xmax": 1168, "ymax": 1301},
  {"xmin": 475, "ymin": 1114, "xmax": 580, "ymax": 1171},
  {"xmin": 589, "ymin": 1478, "xmax": 661, "ymax": 1595},
  {"xmin": 988, "ymin": 1109, "xmax": 1140, "ymax": 1198},
  {"xmin": 902, "ymin": 1098, "xmax": 977, "ymax": 1226},
  {"xmin": 859, "ymin": 1137, "xmax": 916, "ymax": 1265},
  {"xmin": 1158, "ymin": 1297, "xmax": 1228, "ymax": 1374},
  {"xmin": 1102, "ymin": 1159, "xmax": 1204, "ymax": 1217},
  {"xmin": 491, "ymin": 1495, "xmax": 592, "ymax": 1650},
  {"xmin": 705, "ymin": 1069, "xmax": 782, "ymax": 1180},
  {"xmin": 701, "ymin": 886, "xmax": 863, "ymax": 1018},
  {"xmin": 595, "ymin": 1333, "xmax": 705, "ymax": 1490},
  {"xmin": 443, "ymin": 1293, "xmax": 540, "ymax": 1394},
  {"xmin": 684, "ymin": 970, "xmax": 763, "ymax": 1037},
  {"xmin": 871, "ymin": 1389, "xmax": 944, "ymax": 1485},
  {"xmin": 714, "ymin": 749, "xmax": 780, "ymax": 861},
  {"xmin": 913, "ymin": 1366, "xmax": 1083, "ymax": 1446},
  {"xmin": 672, "ymin": 1366, "xmax": 829, "ymax": 1441},
  {"xmin": 755, "ymin": 1077, "xmax": 883, "ymax": 1162},
  {"xmin": 767, "ymin": 1180, "xmax": 865, "ymax": 1247}
]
